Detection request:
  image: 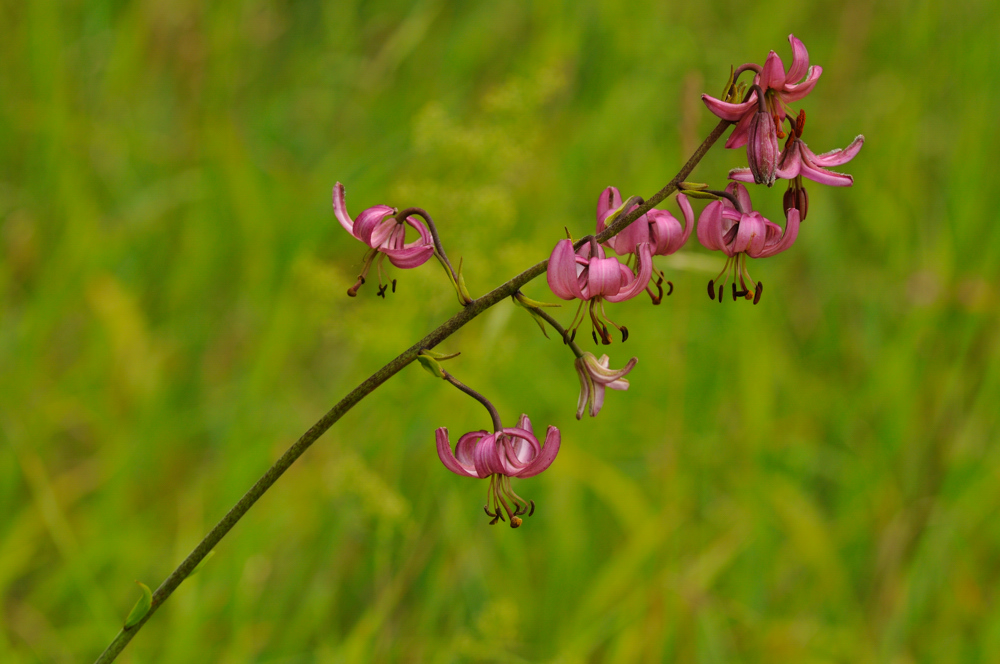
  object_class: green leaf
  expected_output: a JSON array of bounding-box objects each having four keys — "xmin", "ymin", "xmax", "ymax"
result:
[{"xmin": 124, "ymin": 581, "xmax": 152, "ymax": 629}]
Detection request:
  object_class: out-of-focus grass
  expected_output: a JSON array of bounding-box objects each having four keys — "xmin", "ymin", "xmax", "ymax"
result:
[{"xmin": 2, "ymin": 0, "xmax": 999, "ymax": 662}]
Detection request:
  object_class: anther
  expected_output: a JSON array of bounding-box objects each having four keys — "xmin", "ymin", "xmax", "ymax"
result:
[
  {"xmin": 665, "ymin": 281, "xmax": 674, "ymax": 296},
  {"xmin": 528, "ymin": 500, "xmax": 535, "ymax": 517},
  {"xmin": 717, "ymin": 284, "xmax": 724, "ymax": 303},
  {"xmin": 753, "ymin": 282, "xmax": 763, "ymax": 304},
  {"xmin": 621, "ymin": 326, "xmax": 629, "ymax": 343},
  {"xmin": 377, "ymin": 284, "xmax": 388, "ymax": 298},
  {"xmin": 592, "ymin": 329, "xmax": 599, "ymax": 344},
  {"xmin": 570, "ymin": 329, "xmax": 577, "ymax": 343},
  {"xmin": 391, "ymin": 279, "xmax": 397, "ymax": 293},
  {"xmin": 732, "ymin": 283, "xmax": 738, "ymax": 301},
  {"xmin": 707, "ymin": 280, "xmax": 716, "ymax": 300}
]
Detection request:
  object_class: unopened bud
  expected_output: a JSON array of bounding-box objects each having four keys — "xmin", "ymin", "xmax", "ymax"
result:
[
  {"xmin": 747, "ymin": 111, "xmax": 780, "ymax": 187},
  {"xmin": 783, "ymin": 180, "xmax": 809, "ymax": 220}
]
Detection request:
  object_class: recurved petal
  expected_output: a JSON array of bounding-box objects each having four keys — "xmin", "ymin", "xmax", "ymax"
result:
[
  {"xmin": 702, "ymin": 93, "xmax": 758, "ymax": 122},
  {"xmin": 596, "ymin": 186, "xmax": 623, "ymax": 228},
  {"xmin": 472, "ymin": 433, "xmax": 504, "ymax": 477},
  {"xmin": 547, "ymin": 239, "xmax": 587, "ymax": 300},
  {"xmin": 605, "ymin": 242, "xmax": 653, "ymax": 303},
  {"xmin": 382, "ymin": 244, "xmax": 434, "ymax": 268},
  {"xmin": 781, "ymin": 66, "xmax": 822, "ymax": 102},
  {"xmin": 800, "ymin": 161, "xmax": 855, "ymax": 186},
  {"xmin": 333, "ymin": 183, "xmax": 355, "ymax": 235},
  {"xmin": 754, "ymin": 208, "xmax": 800, "ymax": 258},
  {"xmin": 727, "ymin": 168, "xmax": 755, "ymax": 183},
  {"xmin": 697, "ymin": 200, "xmax": 728, "ymax": 251},
  {"xmin": 809, "ymin": 135, "xmax": 865, "ymax": 167},
  {"xmin": 785, "ymin": 34, "xmax": 810, "ymax": 83},
  {"xmin": 354, "ymin": 206, "xmax": 396, "ymax": 247},
  {"xmin": 516, "ymin": 414, "xmax": 534, "ymax": 435},
  {"xmin": 517, "ymin": 426, "xmax": 561, "ymax": 478},
  {"xmin": 437, "ymin": 428, "xmax": 481, "ymax": 477},
  {"xmin": 583, "ymin": 352, "xmax": 636, "ymax": 384}
]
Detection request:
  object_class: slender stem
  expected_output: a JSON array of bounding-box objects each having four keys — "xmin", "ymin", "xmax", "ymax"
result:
[
  {"xmin": 397, "ymin": 207, "xmax": 461, "ymax": 284},
  {"xmin": 703, "ymin": 188, "xmax": 744, "ymax": 213},
  {"xmin": 441, "ymin": 371, "xmax": 503, "ymax": 431},
  {"xmin": 92, "ymin": 118, "xmax": 731, "ymax": 664},
  {"xmin": 518, "ymin": 294, "xmax": 584, "ymax": 358}
]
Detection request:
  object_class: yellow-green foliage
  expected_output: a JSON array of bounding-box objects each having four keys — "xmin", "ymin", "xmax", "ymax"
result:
[{"xmin": 2, "ymin": 1, "xmax": 999, "ymax": 662}]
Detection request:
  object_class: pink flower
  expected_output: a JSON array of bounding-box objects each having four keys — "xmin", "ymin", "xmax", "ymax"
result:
[
  {"xmin": 697, "ymin": 183, "xmax": 800, "ymax": 303},
  {"xmin": 575, "ymin": 352, "xmax": 636, "ymax": 419},
  {"xmin": 746, "ymin": 109, "xmax": 781, "ymax": 186},
  {"xmin": 333, "ymin": 182, "xmax": 435, "ymax": 296},
  {"xmin": 702, "ymin": 34, "xmax": 823, "ymax": 149},
  {"xmin": 436, "ymin": 414, "xmax": 560, "ymax": 527},
  {"xmin": 547, "ymin": 237, "xmax": 653, "ymax": 343},
  {"xmin": 731, "ymin": 133, "xmax": 865, "ymax": 187}
]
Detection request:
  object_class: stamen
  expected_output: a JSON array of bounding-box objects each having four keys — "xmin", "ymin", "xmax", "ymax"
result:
[
  {"xmin": 707, "ymin": 279, "xmax": 716, "ymax": 300},
  {"xmin": 754, "ymin": 282, "xmax": 763, "ymax": 304},
  {"xmin": 528, "ymin": 500, "xmax": 535, "ymax": 517},
  {"xmin": 592, "ymin": 329, "xmax": 599, "ymax": 344},
  {"xmin": 377, "ymin": 284, "xmax": 388, "ymax": 298},
  {"xmin": 665, "ymin": 281, "xmax": 674, "ymax": 296},
  {"xmin": 732, "ymin": 282, "xmax": 738, "ymax": 301},
  {"xmin": 391, "ymin": 279, "xmax": 397, "ymax": 293},
  {"xmin": 717, "ymin": 284, "xmax": 723, "ymax": 303},
  {"xmin": 620, "ymin": 326, "xmax": 629, "ymax": 343},
  {"xmin": 510, "ymin": 517, "xmax": 523, "ymax": 528}
]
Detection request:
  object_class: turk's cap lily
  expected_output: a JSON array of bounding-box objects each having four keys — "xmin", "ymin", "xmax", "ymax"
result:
[
  {"xmin": 697, "ymin": 183, "xmax": 799, "ymax": 259},
  {"xmin": 703, "ymin": 35, "xmax": 823, "ymax": 149},
  {"xmin": 436, "ymin": 414, "xmax": 560, "ymax": 480},
  {"xmin": 575, "ymin": 352, "xmax": 636, "ymax": 419},
  {"xmin": 333, "ymin": 182, "xmax": 434, "ymax": 268},
  {"xmin": 730, "ymin": 134, "xmax": 864, "ymax": 187},
  {"xmin": 647, "ymin": 194, "xmax": 694, "ymax": 256},
  {"xmin": 547, "ymin": 239, "xmax": 653, "ymax": 303}
]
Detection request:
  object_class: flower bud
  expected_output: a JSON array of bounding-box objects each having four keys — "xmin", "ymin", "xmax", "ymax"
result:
[
  {"xmin": 783, "ymin": 177, "xmax": 809, "ymax": 220},
  {"xmin": 746, "ymin": 111, "xmax": 780, "ymax": 187}
]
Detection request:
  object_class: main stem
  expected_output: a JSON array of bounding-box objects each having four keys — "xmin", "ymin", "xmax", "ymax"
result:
[{"xmin": 93, "ymin": 118, "xmax": 730, "ymax": 664}]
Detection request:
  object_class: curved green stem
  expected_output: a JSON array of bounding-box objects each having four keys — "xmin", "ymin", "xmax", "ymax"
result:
[{"xmin": 91, "ymin": 117, "xmax": 730, "ymax": 664}]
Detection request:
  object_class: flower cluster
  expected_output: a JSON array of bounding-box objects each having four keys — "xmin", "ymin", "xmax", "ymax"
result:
[{"xmin": 328, "ymin": 35, "xmax": 862, "ymax": 530}]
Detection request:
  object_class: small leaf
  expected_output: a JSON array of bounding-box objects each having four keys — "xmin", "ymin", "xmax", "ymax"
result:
[
  {"xmin": 189, "ymin": 550, "xmax": 215, "ymax": 578},
  {"xmin": 124, "ymin": 581, "xmax": 152, "ymax": 629},
  {"xmin": 416, "ymin": 352, "xmax": 445, "ymax": 378}
]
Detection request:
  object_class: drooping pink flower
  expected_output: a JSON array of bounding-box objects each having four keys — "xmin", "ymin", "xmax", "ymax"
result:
[
  {"xmin": 594, "ymin": 187, "xmax": 694, "ymax": 304},
  {"xmin": 702, "ymin": 34, "xmax": 823, "ymax": 149},
  {"xmin": 333, "ymin": 182, "xmax": 435, "ymax": 296},
  {"xmin": 436, "ymin": 414, "xmax": 560, "ymax": 527},
  {"xmin": 746, "ymin": 109, "xmax": 781, "ymax": 186},
  {"xmin": 575, "ymin": 352, "xmax": 636, "ymax": 419},
  {"xmin": 547, "ymin": 237, "xmax": 653, "ymax": 343},
  {"xmin": 596, "ymin": 187, "xmax": 694, "ymax": 258},
  {"xmin": 697, "ymin": 182, "xmax": 800, "ymax": 303},
  {"xmin": 731, "ymin": 133, "xmax": 865, "ymax": 187}
]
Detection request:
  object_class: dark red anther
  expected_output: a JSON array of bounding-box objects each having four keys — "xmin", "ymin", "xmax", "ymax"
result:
[
  {"xmin": 732, "ymin": 283, "xmax": 738, "ymax": 301},
  {"xmin": 391, "ymin": 279, "xmax": 397, "ymax": 293},
  {"xmin": 592, "ymin": 329, "xmax": 599, "ymax": 344},
  {"xmin": 708, "ymin": 280, "xmax": 716, "ymax": 300},
  {"xmin": 528, "ymin": 500, "xmax": 535, "ymax": 517},
  {"xmin": 717, "ymin": 284, "xmax": 724, "ymax": 303},
  {"xmin": 665, "ymin": 281, "xmax": 674, "ymax": 296},
  {"xmin": 621, "ymin": 326, "xmax": 629, "ymax": 343},
  {"xmin": 753, "ymin": 282, "xmax": 763, "ymax": 304}
]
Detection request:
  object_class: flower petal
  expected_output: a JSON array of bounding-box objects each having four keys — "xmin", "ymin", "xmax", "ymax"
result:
[
  {"xmin": 547, "ymin": 239, "xmax": 587, "ymax": 300},
  {"xmin": 785, "ymin": 34, "xmax": 810, "ymax": 84},
  {"xmin": 605, "ymin": 242, "xmax": 653, "ymax": 303},
  {"xmin": 587, "ymin": 256, "xmax": 626, "ymax": 298},
  {"xmin": 383, "ymin": 245, "xmax": 434, "ymax": 268},
  {"xmin": 354, "ymin": 206, "xmax": 396, "ymax": 247},
  {"xmin": 596, "ymin": 186, "xmax": 622, "ymax": 229},
  {"xmin": 728, "ymin": 167, "xmax": 755, "ymax": 183},
  {"xmin": 332, "ymin": 183, "xmax": 355, "ymax": 236},
  {"xmin": 701, "ymin": 93, "xmax": 757, "ymax": 122},
  {"xmin": 809, "ymin": 135, "xmax": 865, "ymax": 167},
  {"xmin": 575, "ymin": 358, "xmax": 592, "ymax": 421},
  {"xmin": 517, "ymin": 426, "xmax": 560, "ymax": 478},
  {"xmin": 759, "ymin": 50, "xmax": 787, "ymax": 90},
  {"xmin": 781, "ymin": 66, "xmax": 822, "ymax": 102},
  {"xmin": 697, "ymin": 201, "xmax": 728, "ymax": 251},
  {"xmin": 437, "ymin": 428, "xmax": 481, "ymax": 477},
  {"xmin": 754, "ymin": 208, "xmax": 800, "ymax": 258}
]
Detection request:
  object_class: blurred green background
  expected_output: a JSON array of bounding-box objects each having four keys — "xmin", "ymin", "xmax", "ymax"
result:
[{"xmin": 2, "ymin": 0, "xmax": 999, "ymax": 662}]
